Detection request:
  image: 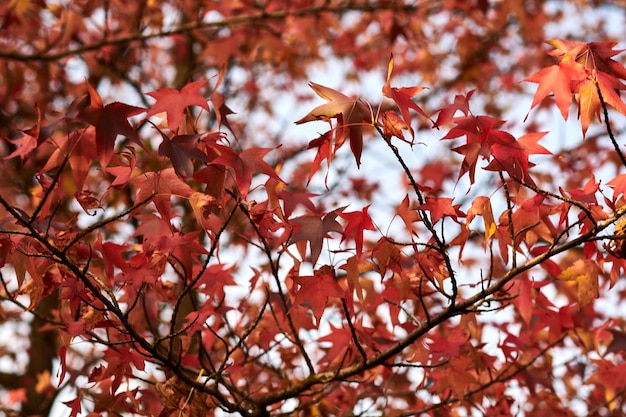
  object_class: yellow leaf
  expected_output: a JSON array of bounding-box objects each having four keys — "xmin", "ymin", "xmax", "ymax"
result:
[
  {"xmin": 559, "ymin": 259, "xmax": 599, "ymax": 306},
  {"xmin": 9, "ymin": 0, "xmax": 35, "ymax": 19},
  {"xmin": 189, "ymin": 192, "xmax": 218, "ymax": 230}
]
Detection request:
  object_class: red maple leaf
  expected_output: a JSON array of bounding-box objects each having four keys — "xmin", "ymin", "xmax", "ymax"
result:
[
  {"xmin": 525, "ymin": 63, "xmax": 579, "ymax": 120},
  {"xmin": 290, "ymin": 210, "xmax": 343, "ymax": 264},
  {"xmin": 210, "ymin": 65, "xmax": 236, "ymax": 133},
  {"xmin": 210, "ymin": 145, "xmax": 283, "ymax": 198},
  {"xmin": 484, "ymin": 131, "xmax": 532, "ymax": 183},
  {"xmin": 444, "ymin": 115, "xmax": 505, "ymax": 185},
  {"xmin": 339, "ymin": 205, "xmax": 376, "ymax": 254},
  {"xmin": 278, "ymin": 189, "xmax": 317, "ymax": 218},
  {"xmin": 420, "ymin": 197, "xmax": 465, "ymax": 224},
  {"xmin": 4, "ymin": 105, "xmax": 61, "ymax": 160},
  {"xmin": 131, "ymin": 167, "xmax": 194, "ymax": 202},
  {"xmin": 145, "ymin": 80, "xmax": 210, "ymax": 132},
  {"xmin": 608, "ymin": 173, "xmax": 626, "ymax": 200},
  {"xmin": 42, "ymin": 128, "xmax": 99, "ymax": 192},
  {"xmin": 305, "ymin": 131, "xmax": 333, "ymax": 185},
  {"xmin": 154, "ymin": 125, "xmax": 209, "ymax": 178},
  {"xmin": 295, "ymin": 82, "xmax": 369, "ymax": 167},
  {"xmin": 381, "ymin": 110, "xmax": 410, "ymax": 143},
  {"xmin": 382, "ymin": 55, "xmax": 432, "ymax": 138},
  {"xmin": 397, "ymin": 195, "xmax": 422, "ymax": 236},
  {"xmin": 105, "ymin": 147, "xmax": 137, "ymax": 188},
  {"xmin": 433, "ymin": 90, "xmax": 475, "ymax": 128},
  {"xmin": 560, "ymin": 176, "xmax": 599, "ymax": 204},
  {"xmin": 290, "ymin": 265, "xmax": 345, "ymax": 324},
  {"xmin": 78, "ymin": 83, "xmax": 145, "ymax": 166}
]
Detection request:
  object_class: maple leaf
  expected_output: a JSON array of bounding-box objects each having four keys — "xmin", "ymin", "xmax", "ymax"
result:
[
  {"xmin": 339, "ymin": 205, "xmax": 376, "ymax": 254},
  {"xmin": 420, "ymin": 197, "xmax": 465, "ymax": 224},
  {"xmin": 466, "ymin": 196, "xmax": 496, "ymax": 247},
  {"xmin": 290, "ymin": 265, "xmax": 345, "ymax": 324},
  {"xmin": 155, "ymin": 125, "xmax": 209, "ymax": 178},
  {"xmin": 210, "ymin": 145, "xmax": 283, "ymax": 199},
  {"xmin": 305, "ymin": 131, "xmax": 333, "ymax": 185},
  {"xmin": 560, "ymin": 176, "xmax": 599, "ymax": 204},
  {"xmin": 145, "ymin": 80, "xmax": 210, "ymax": 133},
  {"xmin": 210, "ymin": 65, "xmax": 236, "ymax": 133},
  {"xmin": 131, "ymin": 167, "xmax": 194, "ymax": 202},
  {"xmin": 316, "ymin": 324, "xmax": 354, "ymax": 365},
  {"xmin": 382, "ymin": 55, "xmax": 432, "ymax": 138},
  {"xmin": 381, "ymin": 110, "xmax": 410, "ymax": 142},
  {"xmin": 528, "ymin": 40, "xmax": 626, "ymax": 135},
  {"xmin": 78, "ymin": 83, "xmax": 145, "ymax": 166},
  {"xmin": 105, "ymin": 147, "xmax": 137, "ymax": 188},
  {"xmin": 196, "ymin": 263, "xmax": 236, "ymax": 299},
  {"xmin": 63, "ymin": 396, "xmax": 82, "ymax": 417},
  {"xmin": 42, "ymin": 128, "xmax": 99, "ymax": 192},
  {"xmin": 290, "ymin": 210, "xmax": 343, "ymax": 264},
  {"xmin": 512, "ymin": 277, "xmax": 536, "ymax": 326},
  {"xmin": 606, "ymin": 329, "xmax": 626, "ymax": 355},
  {"xmin": 295, "ymin": 82, "xmax": 369, "ymax": 166},
  {"xmin": 433, "ymin": 90, "xmax": 475, "ymax": 128},
  {"xmin": 517, "ymin": 131, "xmax": 551, "ymax": 155},
  {"xmin": 558, "ymin": 259, "xmax": 599, "ymax": 306},
  {"xmin": 278, "ymin": 189, "xmax": 317, "ymax": 219},
  {"xmin": 577, "ymin": 72, "xmax": 626, "ymax": 135},
  {"xmin": 4, "ymin": 105, "xmax": 60, "ymax": 160},
  {"xmin": 525, "ymin": 63, "xmax": 579, "ymax": 120},
  {"xmin": 397, "ymin": 195, "xmax": 421, "ymax": 234},
  {"xmin": 608, "ymin": 174, "xmax": 626, "ymax": 200},
  {"xmin": 484, "ymin": 131, "xmax": 545, "ymax": 185},
  {"xmin": 443, "ymin": 114, "xmax": 505, "ymax": 184}
]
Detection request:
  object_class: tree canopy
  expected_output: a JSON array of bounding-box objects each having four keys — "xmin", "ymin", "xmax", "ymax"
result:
[{"xmin": 2, "ymin": 1, "xmax": 626, "ymax": 416}]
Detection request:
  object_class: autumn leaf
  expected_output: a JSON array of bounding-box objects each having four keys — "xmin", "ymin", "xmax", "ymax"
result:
[
  {"xmin": 305, "ymin": 131, "xmax": 333, "ymax": 185},
  {"xmin": 443, "ymin": 114, "xmax": 506, "ymax": 184},
  {"xmin": 210, "ymin": 145, "xmax": 283, "ymax": 199},
  {"xmin": 42, "ymin": 128, "xmax": 99, "ymax": 192},
  {"xmin": 525, "ymin": 63, "xmax": 578, "ymax": 120},
  {"xmin": 339, "ymin": 205, "xmax": 376, "ymax": 254},
  {"xmin": 155, "ymin": 125, "xmax": 209, "ymax": 178},
  {"xmin": 433, "ymin": 90, "xmax": 475, "ymax": 128},
  {"xmin": 4, "ymin": 105, "xmax": 60, "ymax": 160},
  {"xmin": 105, "ymin": 147, "xmax": 137, "ymax": 188},
  {"xmin": 466, "ymin": 196, "xmax": 496, "ymax": 247},
  {"xmin": 131, "ymin": 167, "xmax": 194, "ymax": 202},
  {"xmin": 528, "ymin": 40, "xmax": 626, "ymax": 135},
  {"xmin": 290, "ymin": 266, "xmax": 345, "ymax": 324},
  {"xmin": 577, "ymin": 71, "xmax": 626, "ymax": 135},
  {"xmin": 210, "ymin": 65, "xmax": 236, "ymax": 133},
  {"xmin": 78, "ymin": 83, "xmax": 145, "ymax": 166},
  {"xmin": 145, "ymin": 80, "xmax": 210, "ymax": 132},
  {"xmin": 381, "ymin": 110, "xmax": 409, "ymax": 142},
  {"xmin": 560, "ymin": 176, "xmax": 599, "ymax": 204},
  {"xmin": 277, "ymin": 189, "xmax": 317, "ymax": 219},
  {"xmin": 189, "ymin": 191, "xmax": 220, "ymax": 232},
  {"xmin": 420, "ymin": 197, "xmax": 465, "ymax": 225},
  {"xmin": 608, "ymin": 173, "xmax": 626, "ymax": 200},
  {"xmin": 295, "ymin": 82, "xmax": 369, "ymax": 166},
  {"xmin": 382, "ymin": 55, "xmax": 432, "ymax": 139},
  {"xmin": 290, "ymin": 210, "xmax": 343, "ymax": 264},
  {"xmin": 397, "ymin": 195, "xmax": 421, "ymax": 234},
  {"xmin": 558, "ymin": 259, "xmax": 599, "ymax": 306},
  {"xmin": 63, "ymin": 396, "xmax": 82, "ymax": 417}
]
